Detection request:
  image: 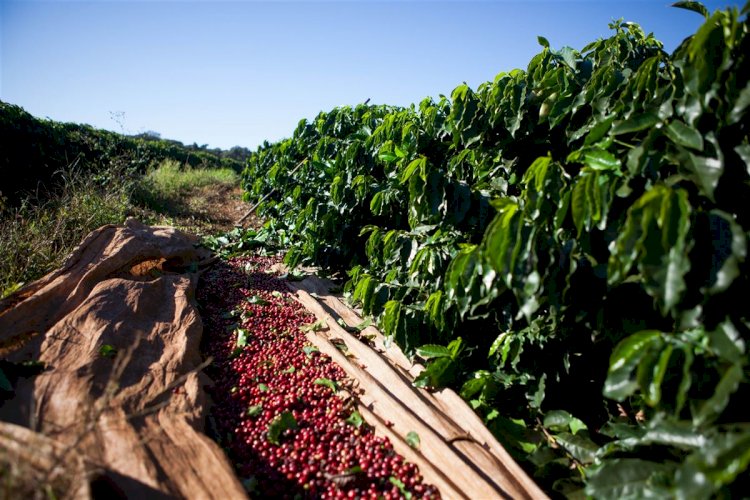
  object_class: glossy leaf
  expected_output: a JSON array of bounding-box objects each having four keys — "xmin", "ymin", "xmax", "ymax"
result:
[
  {"xmin": 314, "ymin": 378, "xmax": 338, "ymax": 392},
  {"xmin": 554, "ymin": 432, "xmax": 598, "ymax": 463},
  {"xmin": 604, "ymin": 330, "xmax": 663, "ymax": 401},
  {"xmin": 693, "ymin": 364, "xmax": 743, "ymax": 426},
  {"xmin": 236, "ymin": 328, "xmax": 250, "ymax": 348},
  {"xmin": 406, "ymin": 431, "xmax": 421, "ymax": 449},
  {"xmin": 414, "ymin": 357, "xmax": 457, "ymax": 388},
  {"xmin": 585, "ymin": 459, "xmax": 672, "ymax": 499},
  {"xmin": 665, "ymin": 120, "xmax": 704, "ymax": 151},
  {"xmin": 610, "ymin": 113, "xmax": 659, "ymax": 135},
  {"xmin": 608, "ymin": 185, "xmax": 692, "ymax": 315},
  {"xmin": 672, "ymin": 1, "xmax": 709, "ymax": 18},
  {"xmin": 267, "ymin": 411, "xmax": 298, "ymax": 445},
  {"xmin": 416, "ymin": 344, "xmax": 452, "ymax": 359}
]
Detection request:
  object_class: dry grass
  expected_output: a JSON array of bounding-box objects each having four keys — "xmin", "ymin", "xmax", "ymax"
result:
[
  {"xmin": 0, "ymin": 172, "xmax": 130, "ymax": 299},
  {"xmin": 0, "ymin": 159, "xmax": 245, "ymax": 299}
]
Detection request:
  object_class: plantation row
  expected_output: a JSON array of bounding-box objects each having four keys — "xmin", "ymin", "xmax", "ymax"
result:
[
  {"xmin": 236, "ymin": 3, "xmax": 750, "ymax": 497},
  {"xmin": 0, "ymin": 101, "xmax": 250, "ymax": 210}
]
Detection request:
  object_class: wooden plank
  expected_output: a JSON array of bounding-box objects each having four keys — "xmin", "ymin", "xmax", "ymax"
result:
[
  {"xmin": 294, "ymin": 290, "xmax": 506, "ymax": 499},
  {"xmin": 289, "ymin": 277, "xmax": 548, "ymax": 500}
]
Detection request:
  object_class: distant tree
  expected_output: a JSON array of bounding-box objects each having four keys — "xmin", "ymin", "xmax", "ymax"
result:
[{"xmin": 226, "ymin": 146, "xmax": 252, "ymax": 163}]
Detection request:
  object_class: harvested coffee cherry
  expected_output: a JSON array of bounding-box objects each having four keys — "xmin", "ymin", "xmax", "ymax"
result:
[{"xmin": 198, "ymin": 255, "xmax": 439, "ymax": 499}]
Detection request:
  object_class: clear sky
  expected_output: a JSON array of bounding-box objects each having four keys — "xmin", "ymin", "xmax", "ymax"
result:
[{"xmin": 1, "ymin": 0, "xmax": 745, "ymax": 150}]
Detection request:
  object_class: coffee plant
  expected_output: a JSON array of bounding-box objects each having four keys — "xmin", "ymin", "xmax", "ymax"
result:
[{"xmin": 240, "ymin": 3, "xmax": 750, "ymax": 496}]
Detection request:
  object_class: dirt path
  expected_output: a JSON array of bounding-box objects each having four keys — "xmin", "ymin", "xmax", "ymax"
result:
[{"xmin": 136, "ymin": 184, "xmax": 253, "ymax": 236}]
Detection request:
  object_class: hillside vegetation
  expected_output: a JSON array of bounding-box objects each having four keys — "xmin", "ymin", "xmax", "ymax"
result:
[
  {"xmin": 0, "ymin": 100, "xmax": 248, "ymax": 210},
  {"xmin": 0, "ymin": 103, "xmax": 242, "ymax": 298},
  {"xmin": 234, "ymin": 3, "xmax": 750, "ymax": 497}
]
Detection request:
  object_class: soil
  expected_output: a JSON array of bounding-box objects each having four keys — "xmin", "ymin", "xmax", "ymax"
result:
[{"xmin": 133, "ymin": 184, "xmax": 257, "ymax": 236}]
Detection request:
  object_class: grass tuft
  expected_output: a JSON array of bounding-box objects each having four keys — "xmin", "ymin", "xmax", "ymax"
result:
[
  {"xmin": 133, "ymin": 159, "xmax": 238, "ymax": 212},
  {"xmin": 0, "ymin": 171, "xmax": 130, "ymax": 298},
  {"xmin": 0, "ymin": 160, "xmax": 241, "ymax": 299}
]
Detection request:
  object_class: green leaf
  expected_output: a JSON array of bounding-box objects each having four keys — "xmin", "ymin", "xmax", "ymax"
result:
[
  {"xmin": 354, "ymin": 317, "xmax": 372, "ymax": 331},
  {"xmin": 556, "ymin": 46, "xmax": 578, "ymax": 70},
  {"xmin": 406, "ymin": 431, "xmax": 421, "ymax": 449},
  {"xmin": 604, "ymin": 330, "xmax": 663, "ymax": 401},
  {"xmin": 389, "ymin": 476, "xmax": 413, "ymax": 500},
  {"xmin": 346, "ymin": 410, "xmax": 364, "ymax": 428},
  {"xmin": 584, "ymin": 148, "xmax": 621, "ymax": 171},
  {"xmin": 529, "ymin": 373, "xmax": 546, "ymax": 409},
  {"xmin": 247, "ymin": 295, "xmax": 270, "ymax": 306},
  {"xmin": 236, "ymin": 328, "xmax": 250, "ymax": 348},
  {"xmin": 258, "ymin": 383, "xmax": 270, "ymax": 392},
  {"xmin": 447, "ymin": 337, "xmax": 465, "ymax": 359},
  {"xmin": 645, "ymin": 344, "xmax": 674, "ymax": 406},
  {"xmin": 544, "ymin": 410, "xmax": 574, "ymax": 431},
  {"xmin": 0, "ymin": 368, "xmax": 12, "ymax": 392},
  {"xmin": 488, "ymin": 332, "xmax": 510, "ymax": 358},
  {"xmin": 400, "ymin": 157, "xmax": 427, "ymax": 184},
  {"xmin": 353, "ymin": 275, "xmax": 377, "ymax": 314},
  {"xmin": 693, "ymin": 363, "xmax": 743, "ymax": 426},
  {"xmin": 653, "ymin": 191, "xmax": 692, "ymax": 314},
  {"xmin": 302, "ymin": 345, "xmax": 319, "ymax": 357},
  {"xmin": 677, "ymin": 428, "xmax": 750, "ymax": 494},
  {"xmin": 729, "ymin": 82, "xmax": 750, "ymax": 124},
  {"xmin": 413, "ymin": 357, "xmax": 457, "ymax": 388},
  {"xmin": 416, "ymin": 344, "xmax": 451, "ymax": 359},
  {"xmin": 585, "ymin": 459, "xmax": 672, "ymax": 498},
  {"xmin": 665, "ymin": 120, "xmax": 704, "ymax": 151},
  {"xmin": 267, "ymin": 411, "xmax": 298, "ymax": 445},
  {"xmin": 300, "ymin": 319, "xmax": 327, "ymax": 332},
  {"xmin": 708, "ymin": 320, "xmax": 745, "ymax": 364},
  {"xmin": 544, "ymin": 410, "xmax": 588, "ymax": 435},
  {"xmin": 331, "ymin": 338, "xmax": 349, "ymax": 353},
  {"xmin": 685, "ymin": 150, "xmax": 723, "ymax": 202},
  {"xmin": 369, "ymin": 191, "xmax": 385, "ymax": 215},
  {"xmin": 571, "ymin": 170, "xmax": 614, "ymax": 235},
  {"xmin": 640, "ymin": 416, "xmax": 707, "ymax": 450},
  {"xmin": 537, "ymin": 35, "xmax": 550, "ymax": 48},
  {"xmin": 381, "ymin": 300, "xmax": 403, "ymax": 341},
  {"xmin": 676, "ymin": 345, "xmax": 695, "ymax": 413},
  {"xmin": 707, "ymin": 210, "xmax": 747, "ymax": 295},
  {"xmin": 0, "ymin": 282, "xmax": 24, "ymax": 300},
  {"xmin": 99, "ymin": 344, "xmax": 117, "ymax": 358},
  {"xmin": 608, "ymin": 186, "xmax": 692, "ymax": 315},
  {"xmin": 460, "ymin": 376, "xmax": 488, "ymax": 400},
  {"xmin": 569, "ymin": 417, "xmax": 588, "ymax": 436},
  {"xmin": 336, "ymin": 317, "xmax": 353, "ymax": 331},
  {"xmin": 610, "ymin": 113, "xmax": 659, "ymax": 135},
  {"xmin": 481, "ymin": 200, "xmax": 522, "ymax": 287},
  {"xmin": 672, "ymin": 1, "xmax": 709, "ymax": 18},
  {"xmin": 314, "ymin": 377, "xmax": 338, "ymax": 392},
  {"xmin": 247, "ymin": 404, "xmax": 263, "ymax": 417},
  {"xmin": 378, "ymin": 151, "xmax": 398, "ymax": 163},
  {"xmin": 554, "ymin": 432, "xmax": 598, "ymax": 464}
]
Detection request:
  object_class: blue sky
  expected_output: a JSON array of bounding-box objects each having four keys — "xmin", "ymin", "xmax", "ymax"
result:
[{"xmin": 1, "ymin": 0, "xmax": 745, "ymax": 150}]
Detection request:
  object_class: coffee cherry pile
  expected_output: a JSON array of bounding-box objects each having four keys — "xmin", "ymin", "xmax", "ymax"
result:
[{"xmin": 198, "ymin": 255, "xmax": 439, "ymax": 499}]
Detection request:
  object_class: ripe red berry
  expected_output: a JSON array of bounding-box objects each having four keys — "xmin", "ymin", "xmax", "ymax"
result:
[{"xmin": 198, "ymin": 255, "xmax": 439, "ymax": 498}]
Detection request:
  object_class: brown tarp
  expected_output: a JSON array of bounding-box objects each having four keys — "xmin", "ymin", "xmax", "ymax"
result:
[{"xmin": 0, "ymin": 219, "xmax": 246, "ymax": 499}]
